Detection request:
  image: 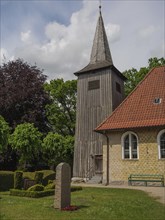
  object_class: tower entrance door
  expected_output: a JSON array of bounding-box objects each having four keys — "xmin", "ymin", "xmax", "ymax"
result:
[{"xmin": 95, "ymin": 155, "xmax": 103, "ymax": 174}]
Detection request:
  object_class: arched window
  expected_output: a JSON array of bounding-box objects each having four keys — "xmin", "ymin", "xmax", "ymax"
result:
[
  {"xmin": 157, "ymin": 129, "xmax": 165, "ymax": 159},
  {"xmin": 121, "ymin": 132, "xmax": 138, "ymax": 159}
]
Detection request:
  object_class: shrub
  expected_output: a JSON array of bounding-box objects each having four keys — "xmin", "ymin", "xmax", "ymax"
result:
[
  {"xmin": 44, "ymin": 182, "xmax": 55, "ymax": 190},
  {"xmin": 34, "ymin": 171, "xmax": 43, "ymax": 184},
  {"xmin": 14, "ymin": 171, "xmax": 23, "ymax": 189},
  {"xmin": 0, "ymin": 171, "xmax": 14, "ymax": 191},
  {"xmin": 27, "ymin": 184, "xmax": 44, "ymax": 192},
  {"xmin": 48, "ymin": 180, "xmax": 53, "ymax": 184},
  {"xmin": 10, "ymin": 189, "xmax": 54, "ymax": 198}
]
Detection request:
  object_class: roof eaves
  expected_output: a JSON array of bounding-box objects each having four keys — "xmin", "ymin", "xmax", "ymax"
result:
[{"xmin": 95, "ymin": 66, "xmax": 160, "ymax": 132}]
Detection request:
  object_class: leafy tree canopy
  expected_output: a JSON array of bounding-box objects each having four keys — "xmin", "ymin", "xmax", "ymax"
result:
[
  {"xmin": 0, "ymin": 115, "xmax": 10, "ymax": 153},
  {"xmin": 123, "ymin": 57, "xmax": 165, "ymax": 96},
  {"xmin": 9, "ymin": 123, "xmax": 42, "ymax": 166},
  {"xmin": 0, "ymin": 59, "xmax": 50, "ymax": 132},
  {"xmin": 42, "ymin": 132, "xmax": 74, "ymax": 168},
  {"xmin": 44, "ymin": 79, "xmax": 77, "ymax": 136}
]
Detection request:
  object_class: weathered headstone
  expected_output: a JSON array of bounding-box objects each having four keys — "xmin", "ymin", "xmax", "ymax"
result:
[
  {"xmin": 54, "ymin": 162, "xmax": 71, "ymax": 209},
  {"xmin": 23, "ymin": 179, "xmax": 36, "ymax": 190}
]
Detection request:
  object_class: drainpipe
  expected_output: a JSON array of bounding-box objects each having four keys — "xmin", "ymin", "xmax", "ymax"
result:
[{"xmin": 103, "ymin": 132, "xmax": 110, "ymax": 186}]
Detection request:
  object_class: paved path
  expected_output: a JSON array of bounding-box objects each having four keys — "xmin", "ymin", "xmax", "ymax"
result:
[{"xmin": 72, "ymin": 182, "xmax": 165, "ymax": 205}]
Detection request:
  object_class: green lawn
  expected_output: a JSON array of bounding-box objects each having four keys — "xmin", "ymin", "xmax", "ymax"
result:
[{"xmin": 0, "ymin": 187, "xmax": 165, "ymax": 220}]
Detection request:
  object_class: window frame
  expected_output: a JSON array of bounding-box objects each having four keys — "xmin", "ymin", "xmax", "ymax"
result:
[
  {"xmin": 157, "ymin": 129, "xmax": 165, "ymax": 159},
  {"xmin": 121, "ymin": 131, "xmax": 139, "ymax": 160}
]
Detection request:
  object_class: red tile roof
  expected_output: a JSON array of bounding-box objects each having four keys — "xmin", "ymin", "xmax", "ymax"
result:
[{"xmin": 95, "ymin": 66, "xmax": 165, "ymax": 132}]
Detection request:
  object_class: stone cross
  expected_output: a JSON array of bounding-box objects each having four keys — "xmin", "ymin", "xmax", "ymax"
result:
[{"xmin": 54, "ymin": 162, "xmax": 71, "ymax": 209}]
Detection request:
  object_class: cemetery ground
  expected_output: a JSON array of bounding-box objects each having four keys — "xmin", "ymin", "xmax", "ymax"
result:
[{"xmin": 0, "ymin": 187, "xmax": 165, "ymax": 220}]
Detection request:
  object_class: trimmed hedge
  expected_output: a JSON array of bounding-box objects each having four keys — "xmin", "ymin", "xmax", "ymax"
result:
[
  {"xmin": 27, "ymin": 184, "xmax": 44, "ymax": 191},
  {"xmin": 0, "ymin": 171, "xmax": 14, "ymax": 191},
  {"xmin": 10, "ymin": 189, "xmax": 54, "ymax": 198},
  {"xmin": 44, "ymin": 182, "xmax": 55, "ymax": 190},
  {"xmin": 34, "ymin": 172, "xmax": 44, "ymax": 184},
  {"xmin": 0, "ymin": 170, "xmax": 55, "ymax": 191},
  {"xmin": 14, "ymin": 171, "xmax": 23, "ymax": 189}
]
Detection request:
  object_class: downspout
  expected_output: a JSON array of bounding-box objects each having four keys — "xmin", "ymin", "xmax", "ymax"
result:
[{"xmin": 103, "ymin": 131, "xmax": 110, "ymax": 186}]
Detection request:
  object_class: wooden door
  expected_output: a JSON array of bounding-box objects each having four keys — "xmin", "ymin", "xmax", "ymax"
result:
[{"xmin": 95, "ymin": 155, "xmax": 103, "ymax": 174}]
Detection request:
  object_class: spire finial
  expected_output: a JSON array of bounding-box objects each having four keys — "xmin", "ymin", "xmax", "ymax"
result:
[{"xmin": 99, "ymin": 0, "xmax": 102, "ymax": 14}]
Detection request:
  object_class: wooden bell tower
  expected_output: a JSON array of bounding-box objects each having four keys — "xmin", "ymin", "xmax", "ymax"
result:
[{"xmin": 73, "ymin": 7, "xmax": 126, "ymax": 180}]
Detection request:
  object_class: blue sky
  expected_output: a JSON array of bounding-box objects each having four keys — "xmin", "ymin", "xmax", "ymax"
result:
[{"xmin": 0, "ymin": 0, "xmax": 164, "ymax": 80}]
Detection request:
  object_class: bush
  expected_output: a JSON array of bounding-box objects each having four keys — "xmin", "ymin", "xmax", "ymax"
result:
[
  {"xmin": 10, "ymin": 189, "xmax": 54, "ymax": 198},
  {"xmin": 44, "ymin": 182, "xmax": 55, "ymax": 190},
  {"xmin": 27, "ymin": 184, "xmax": 44, "ymax": 192},
  {"xmin": 34, "ymin": 171, "xmax": 43, "ymax": 184},
  {"xmin": 48, "ymin": 180, "xmax": 53, "ymax": 184},
  {"xmin": 14, "ymin": 171, "xmax": 23, "ymax": 189},
  {"xmin": 0, "ymin": 171, "xmax": 14, "ymax": 191}
]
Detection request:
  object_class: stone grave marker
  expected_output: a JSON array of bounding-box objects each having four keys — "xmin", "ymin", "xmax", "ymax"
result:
[{"xmin": 54, "ymin": 162, "xmax": 71, "ymax": 209}]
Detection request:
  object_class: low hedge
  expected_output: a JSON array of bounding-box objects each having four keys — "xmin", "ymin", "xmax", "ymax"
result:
[
  {"xmin": 14, "ymin": 171, "xmax": 23, "ymax": 189},
  {"xmin": 34, "ymin": 172, "xmax": 44, "ymax": 184},
  {"xmin": 44, "ymin": 182, "xmax": 55, "ymax": 190},
  {"xmin": 0, "ymin": 170, "xmax": 55, "ymax": 191},
  {"xmin": 27, "ymin": 184, "xmax": 44, "ymax": 191},
  {"xmin": 0, "ymin": 171, "xmax": 14, "ymax": 191},
  {"xmin": 10, "ymin": 189, "xmax": 54, "ymax": 198}
]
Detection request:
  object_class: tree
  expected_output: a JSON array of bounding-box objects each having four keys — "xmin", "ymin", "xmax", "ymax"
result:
[
  {"xmin": 0, "ymin": 59, "xmax": 50, "ymax": 132},
  {"xmin": 0, "ymin": 115, "xmax": 10, "ymax": 153},
  {"xmin": 9, "ymin": 123, "xmax": 42, "ymax": 168},
  {"xmin": 44, "ymin": 79, "xmax": 77, "ymax": 136},
  {"xmin": 123, "ymin": 57, "xmax": 165, "ymax": 96},
  {"xmin": 42, "ymin": 132, "xmax": 74, "ymax": 169}
]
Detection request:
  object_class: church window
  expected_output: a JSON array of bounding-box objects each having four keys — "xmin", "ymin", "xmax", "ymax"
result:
[
  {"xmin": 157, "ymin": 129, "xmax": 165, "ymax": 159},
  {"xmin": 121, "ymin": 132, "xmax": 138, "ymax": 159},
  {"xmin": 116, "ymin": 82, "xmax": 121, "ymax": 93},
  {"xmin": 88, "ymin": 80, "xmax": 100, "ymax": 90}
]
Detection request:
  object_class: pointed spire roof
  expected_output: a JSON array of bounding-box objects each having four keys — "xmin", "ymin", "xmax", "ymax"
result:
[
  {"xmin": 90, "ymin": 8, "xmax": 113, "ymax": 65},
  {"xmin": 74, "ymin": 7, "xmax": 125, "ymax": 80}
]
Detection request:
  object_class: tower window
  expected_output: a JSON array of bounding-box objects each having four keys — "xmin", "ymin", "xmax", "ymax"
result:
[
  {"xmin": 116, "ymin": 82, "xmax": 121, "ymax": 93},
  {"xmin": 88, "ymin": 80, "xmax": 100, "ymax": 90}
]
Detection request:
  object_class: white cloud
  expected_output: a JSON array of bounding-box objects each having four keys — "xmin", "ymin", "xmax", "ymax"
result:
[
  {"xmin": 0, "ymin": 48, "xmax": 8, "ymax": 63},
  {"xmin": 21, "ymin": 30, "xmax": 32, "ymax": 43},
  {"xmin": 13, "ymin": 1, "xmax": 121, "ymax": 80},
  {"xmin": 2, "ymin": 1, "xmax": 164, "ymax": 80},
  {"xmin": 0, "ymin": 48, "xmax": 15, "ymax": 65}
]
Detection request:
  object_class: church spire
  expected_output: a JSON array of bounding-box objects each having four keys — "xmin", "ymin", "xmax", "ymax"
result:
[{"xmin": 90, "ymin": 6, "xmax": 113, "ymax": 65}]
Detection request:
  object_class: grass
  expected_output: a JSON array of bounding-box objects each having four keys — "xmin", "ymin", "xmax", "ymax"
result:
[{"xmin": 0, "ymin": 187, "xmax": 165, "ymax": 220}]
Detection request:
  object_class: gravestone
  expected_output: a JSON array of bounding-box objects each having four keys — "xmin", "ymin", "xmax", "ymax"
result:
[
  {"xmin": 23, "ymin": 179, "xmax": 36, "ymax": 190},
  {"xmin": 54, "ymin": 162, "xmax": 71, "ymax": 209}
]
